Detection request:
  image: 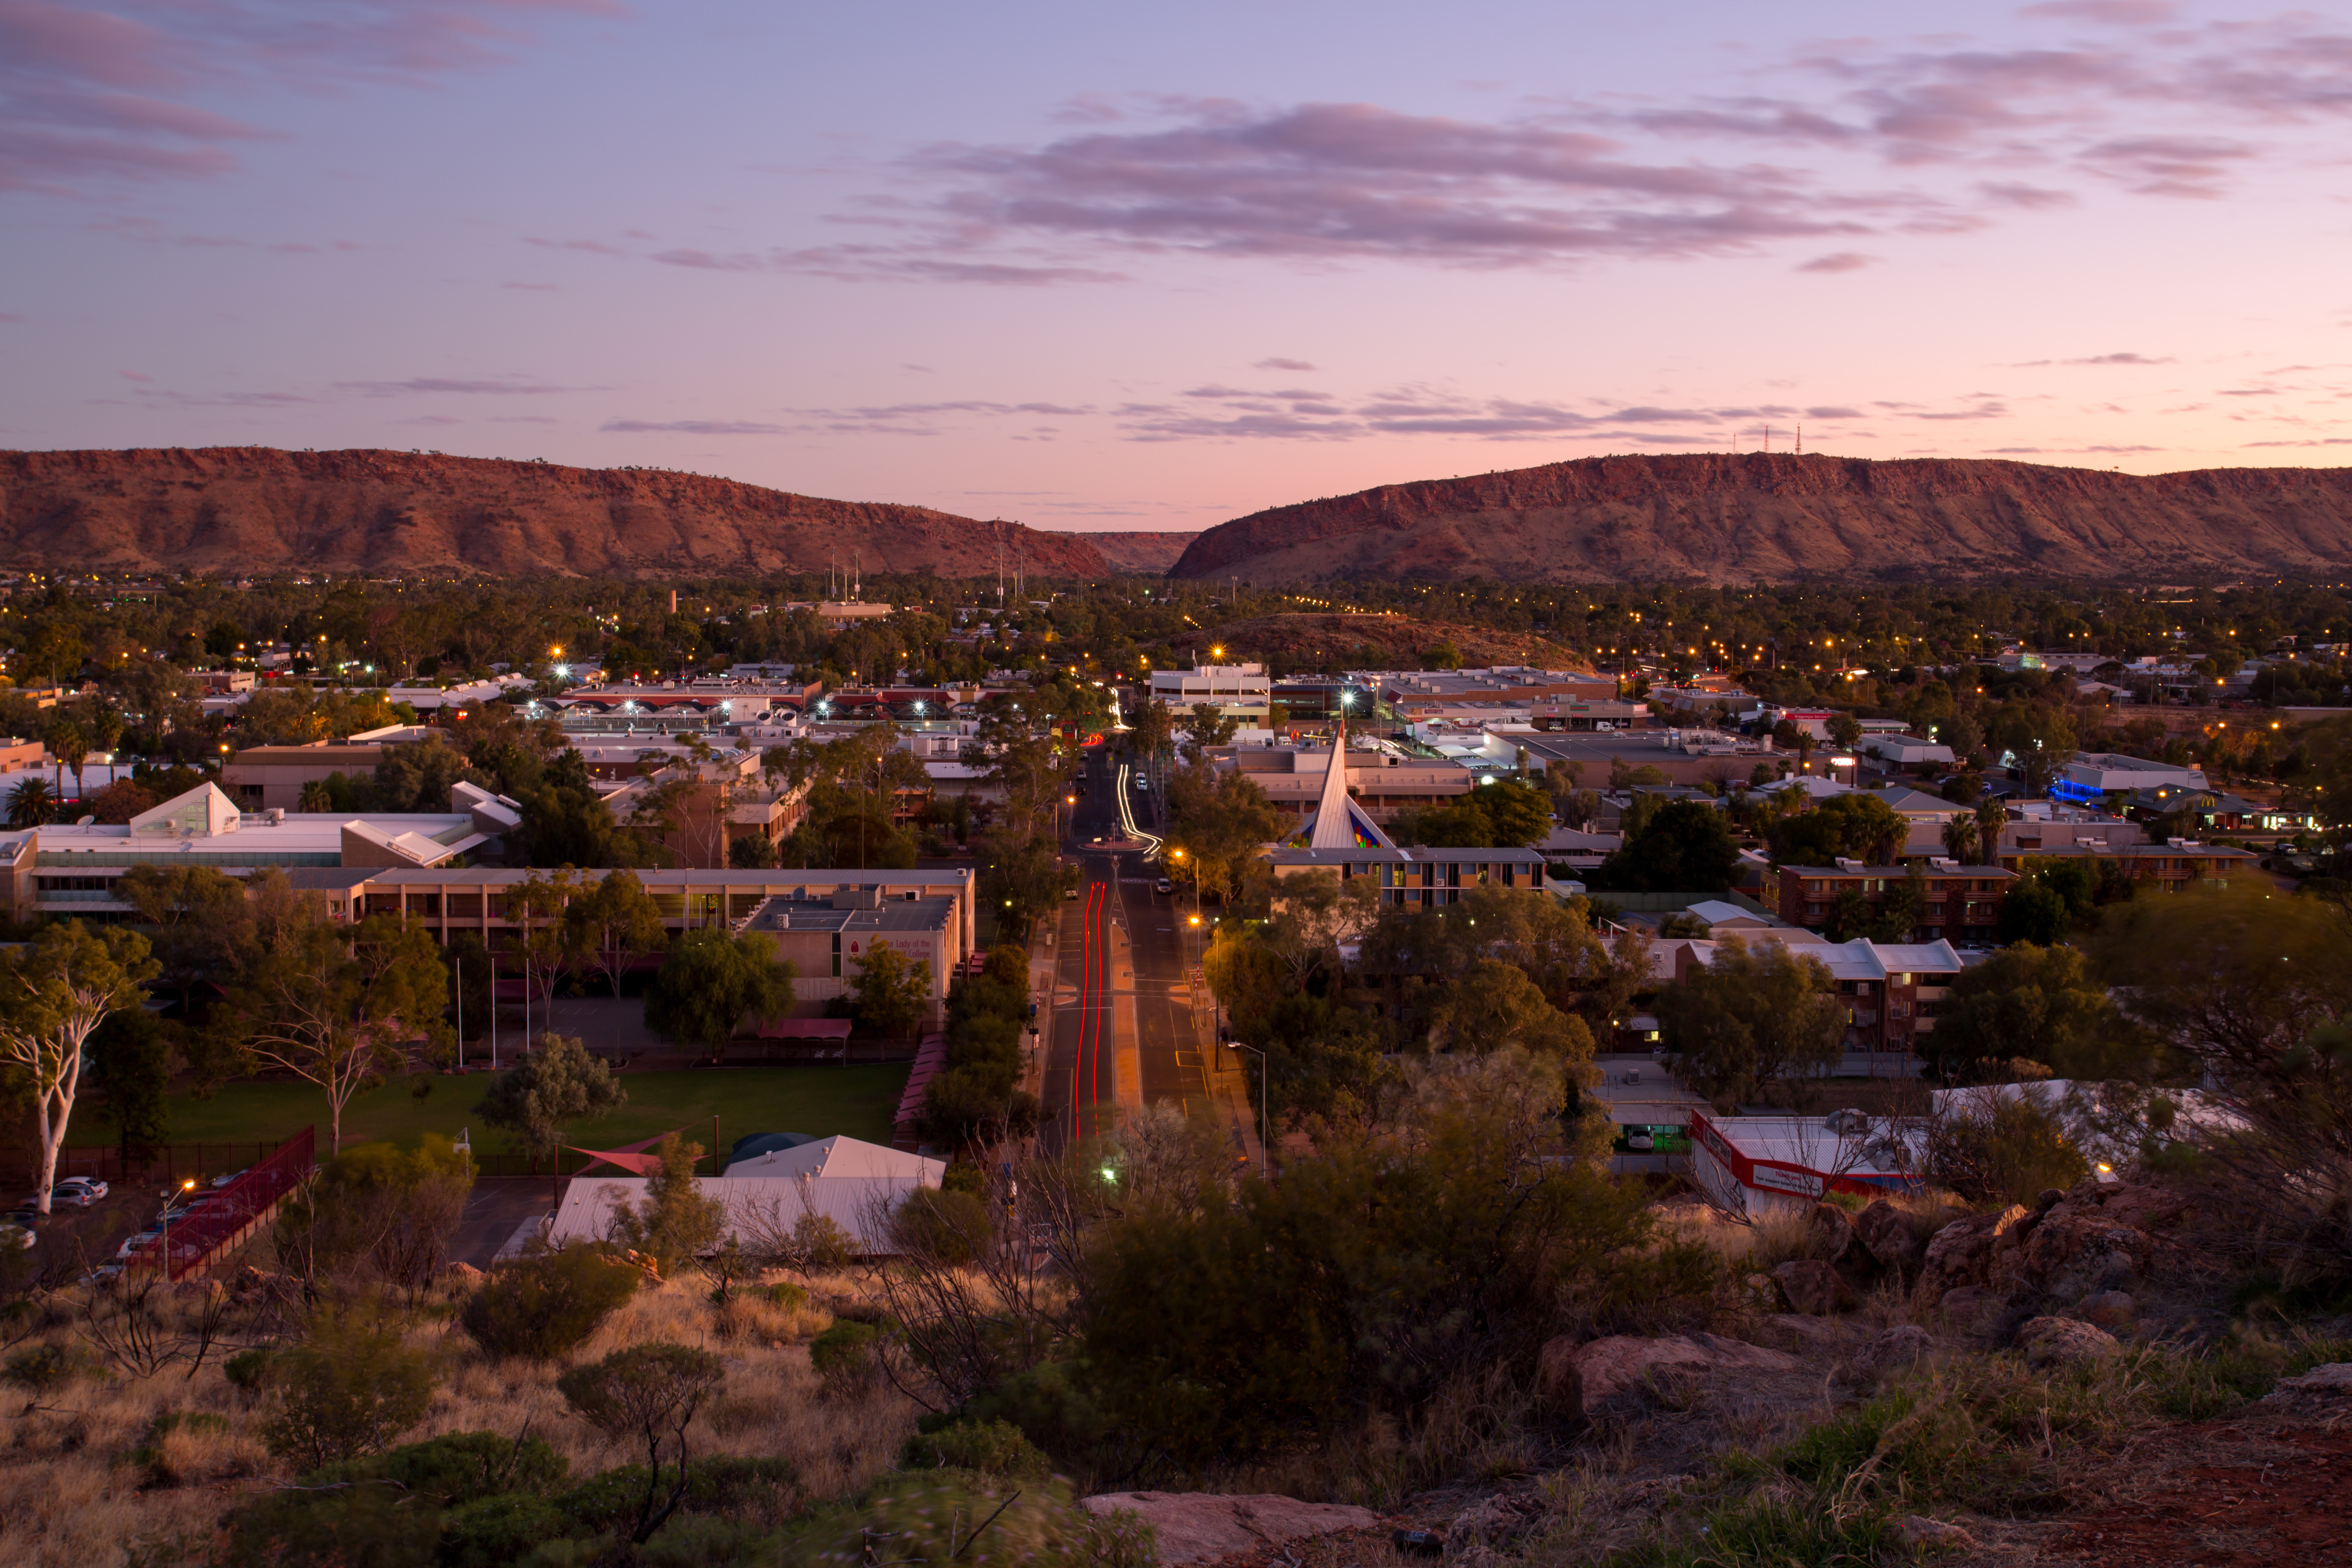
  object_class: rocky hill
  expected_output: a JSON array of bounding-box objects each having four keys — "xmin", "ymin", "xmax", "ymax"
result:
[
  {"xmin": 1075, "ymin": 530, "xmax": 1200, "ymax": 574},
  {"xmin": 1168, "ymin": 453, "xmax": 2352, "ymax": 584},
  {"xmin": 0, "ymin": 447, "xmax": 1111, "ymax": 579}
]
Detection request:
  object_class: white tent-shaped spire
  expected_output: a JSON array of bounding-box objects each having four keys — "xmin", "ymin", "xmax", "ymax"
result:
[{"xmin": 1304, "ymin": 712, "xmax": 1394, "ymax": 851}]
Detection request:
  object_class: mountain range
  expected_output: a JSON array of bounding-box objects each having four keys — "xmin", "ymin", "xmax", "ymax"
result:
[
  {"xmin": 10, "ymin": 447, "xmax": 2352, "ymax": 586},
  {"xmin": 1168, "ymin": 452, "xmax": 2352, "ymax": 585},
  {"xmin": 0, "ymin": 447, "xmax": 1112, "ymax": 580}
]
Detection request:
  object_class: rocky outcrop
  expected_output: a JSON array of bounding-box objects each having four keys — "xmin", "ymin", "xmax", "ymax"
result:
[
  {"xmin": 0, "ymin": 447, "xmax": 1111, "ymax": 579},
  {"xmin": 1854, "ymin": 1200, "xmax": 1924, "ymax": 1275},
  {"xmin": 1168, "ymin": 452, "xmax": 2352, "ymax": 586},
  {"xmin": 1773, "ymin": 1259, "xmax": 1859, "ymax": 1316},
  {"xmin": 1856, "ymin": 1324, "xmax": 1933, "ymax": 1376},
  {"xmin": 2017, "ymin": 1316, "xmax": 2121, "ymax": 1368},
  {"xmin": 2262, "ymin": 1363, "xmax": 2352, "ymax": 1402},
  {"xmin": 1564, "ymin": 1333, "xmax": 1800, "ymax": 1405},
  {"xmin": 1078, "ymin": 1493, "xmax": 1378, "ymax": 1565},
  {"xmin": 1920, "ymin": 1204, "xmax": 2033, "ymax": 1296}
]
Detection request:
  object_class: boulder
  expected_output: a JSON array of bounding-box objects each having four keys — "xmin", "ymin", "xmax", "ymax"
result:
[
  {"xmin": 1935, "ymin": 1286, "xmax": 2008, "ymax": 1333},
  {"xmin": 1447, "ymin": 1493, "xmax": 1550, "ymax": 1563},
  {"xmin": 1854, "ymin": 1200, "xmax": 1923, "ymax": 1274},
  {"xmin": 2017, "ymin": 1315, "xmax": 2120, "ymax": 1368},
  {"xmin": 1760, "ymin": 1313, "xmax": 1870, "ymax": 1351},
  {"xmin": 1569, "ymin": 1333, "xmax": 1800, "ymax": 1406},
  {"xmin": 2263, "ymin": 1363, "xmax": 2352, "ymax": 1402},
  {"xmin": 2010, "ymin": 1209, "xmax": 2155, "ymax": 1302},
  {"xmin": 1078, "ymin": 1493, "xmax": 1379, "ymax": 1566},
  {"xmin": 1892, "ymin": 1514, "xmax": 1978, "ymax": 1552},
  {"xmin": 1918, "ymin": 1204, "xmax": 2030, "ymax": 1295},
  {"xmin": 1772, "ymin": 1259, "xmax": 1859, "ymax": 1316},
  {"xmin": 2078, "ymin": 1290, "xmax": 2135, "ymax": 1331},
  {"xmin": 1856, "ymin": 1323, "xmax": 1932, "ymax": 1375},
  {"xmin": 445, "ymin": 1261, "xmax": 486, "ymax": 1284},
  {"xmin": 1808, "ymin": 1203, "xmax": 1865, "ymax": 1268},
  {"xmin": 1534, "ymin": 1336, "xmax": 1584, "ymax": 1422}
]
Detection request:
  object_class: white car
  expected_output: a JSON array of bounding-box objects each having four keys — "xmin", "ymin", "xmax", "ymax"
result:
[
  {"xmin": 0, "ymin": 1225, "xmax": 31, "ymax": 1252},
  {"xmin": 116, "ymin": 1229, "xmax": 163, "ymax": 1261},
  {"xmin": 52, "ymin": 1178, "xmax": 107, "ymax": 1205}
]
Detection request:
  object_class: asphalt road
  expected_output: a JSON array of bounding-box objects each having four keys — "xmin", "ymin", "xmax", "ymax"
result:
[{"xmin": 1040, "ymin": 747, "xmax": 1214, "ymax": 1153}]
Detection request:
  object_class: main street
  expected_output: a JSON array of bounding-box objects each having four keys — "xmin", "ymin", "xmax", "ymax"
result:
[{"xmin": 1040, "ymin": 745, "xmax": 1220, "ymax": 1153}]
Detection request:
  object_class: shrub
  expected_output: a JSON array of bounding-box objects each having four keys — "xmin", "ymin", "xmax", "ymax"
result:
[
  {"xmin": 440, "ymin": 1494, "xmax": 574, "ymax": 1568},
  {"xmin": 555, "ymin": 1456, "xmax": 798, "ymax": 1535},
  {"xmin": 788, "ymin": 1211, "xmax": 855, "ymax": 1270},
  {"xmin": 808, "ymin": 1319, "xmax": 878, "ymax": 1394},
  {"xmin": 3, "ymin": 1342, "xmax": 72, "ymax": 1392},
  {"xmin": 371, "ymin": 1428, "xmax": 569, "ymax": 1501},
  {"xmin": 761, "ymin": 1280, "xmax": 810, "ymax": 1310},
  {"xmin": 223, "ymin": 1430, "xmax": 569, "ymax": 1568},
  {"xmin": 259, "ymin": 1311, "xmax": 437, "ymax": 1469},
  {"xmin": 1925, "ymin": 1096, "xmax": 2089, "ymax": 1205},
  {"xmin": 223, "ymin": 1347, "xmax": 275, "ymax": 1391},
  {"xmin": 783, "ymin": 1473, "xmax": 1152, "ymax": 1568},
  {"xmin": 557, "ymin": 1344, "xmax": 730, "ymax": 1543},
  {"xmin": 636, "ymin": 1515, "xmax": 779, "ymax": 1568},
  {"xmin": 898, "ymin": 1417, "xmax": 1051, "ymax": 1479},
  {"xmin": 461, "ymin": 1244, "xmax": 641, "ymax": 1360},
  {"xmin": 890, "ymin": 1187, "xmax": 992, "ymax": 1265}
]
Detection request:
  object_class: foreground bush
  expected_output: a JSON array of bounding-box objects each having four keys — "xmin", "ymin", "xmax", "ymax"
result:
[
  {"xmin": 259, "ymin": 1310, "xmax": 438, "ymax": 1468},
  {"xmin": 460, "ymin": 1244, "xmax": 642, "ymax": 1360},
  {"xmin": 226, "ymin": 1433, "xmax": 794, "ymax": 1568},
  {"xmin": 1076, "ymin": 1048, "xmax": 1718, "ymax": 1464},
  {"xmin": 899, "ymin": 1417, "xmax": 1052, "ymax": 1479},
  {"xmin": 782, "ymin": 1472, "xmax": 1152, "ymax": 1568},
  {"xmin": 226, "ymin": 1430, "xmax": 568, "ymax": 1568}
]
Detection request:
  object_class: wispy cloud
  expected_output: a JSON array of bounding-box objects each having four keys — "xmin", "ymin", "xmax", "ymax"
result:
[
  {"xmin": 602, "ymin": 419, "xmax": 787, "ymax": 435},
  {"xmin": 2, "ymin": 0, "xmax": 617, "ymax": 197},
  {"xmin": 747, "ymin": 12, "xmax": 2352, "ymax": 282},
  {"xmin": 334, "ymin": 375, "xmax": 576, "ymax": 396}
]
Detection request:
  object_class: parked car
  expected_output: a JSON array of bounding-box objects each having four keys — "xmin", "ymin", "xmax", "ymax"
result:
[
  {"xmin": 0, "ymin": 1224, "xmax": 32, "ymax": 1252},
  {"xmin": 50, "ymin": 1177, "xmax": 106, "ymax": 1205},
  {"xmin": 116, "ymin": 1228, "xmax": 163, "ymax": 1261},
  {"xmin": 1154, "ymin": 878, "xmax": 1175, "ymax": 895},
  {"xmin": 4, "ymin": 1205, "xmax": 40, "ymax": 1231}
]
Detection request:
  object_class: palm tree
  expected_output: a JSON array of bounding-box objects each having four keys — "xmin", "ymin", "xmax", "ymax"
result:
[
  {"xmin": 298, "ymin": 778, "xmax": 333, "ymax": 813},
  {"xmin": 1941, "ymin": 814, "xmax": 1978, "ymax": 864},
  {"xmin": 6, "ymin": 776, "xmax": 54, "ymax": 829},
  {"xmin": 1973, "ymin": 797, "xmax": 2008, "ymax": 866}
]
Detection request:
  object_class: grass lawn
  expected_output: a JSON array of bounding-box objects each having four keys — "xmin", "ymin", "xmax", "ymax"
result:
[{"xmin": 69, "ymin": 1064, "xmax": 910, "ymax": 1156}]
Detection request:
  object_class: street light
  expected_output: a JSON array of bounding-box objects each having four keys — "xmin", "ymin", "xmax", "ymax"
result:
[
  {"xmin": 1225, "ymin": 1041, "xmax": 1269, "ymax": 1174},
  {"xmin": 159, "ymin": 1177, "xmax": 196, "ymax": 1277}
]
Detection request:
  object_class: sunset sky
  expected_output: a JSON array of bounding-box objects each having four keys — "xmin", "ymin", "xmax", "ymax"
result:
[{"xmin": 5, "ymin": 0, "xmax": 2351, "ymax": 532}]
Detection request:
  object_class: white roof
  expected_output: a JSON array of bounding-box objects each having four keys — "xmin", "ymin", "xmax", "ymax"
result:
[
  {"xmin": 546, "ymin": 1135, "xmax": 945, "ymax": 1253},
  {"xmin": 1701, "ymin": 1113, "xmax": 1915, "ymax": 1180},
  {"xmin": 1676, "ymin": 932, "xmax": 1964, "ymax": 981},
  {"xmin": 730, "ymin": 1134, "xmax": 938, "ymax": 1179},
  {"xmin": 1684, "ymin": 899, "xmax": 1778, "ymax": 928},
  {"xmin": 1759, "ymin": 776, "xmax": 1852, "ymax": 799}
]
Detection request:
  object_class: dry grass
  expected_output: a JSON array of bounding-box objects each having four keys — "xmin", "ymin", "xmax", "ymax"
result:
[{"xmin": 0, "ymin": 1266, "xmax": 917, "ymax": 1567}]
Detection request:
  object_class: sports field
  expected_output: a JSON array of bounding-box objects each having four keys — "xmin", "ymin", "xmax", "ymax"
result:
[{"xmin": 67, "ymin": 1064, "xmax": 910, "ymax": 1155}]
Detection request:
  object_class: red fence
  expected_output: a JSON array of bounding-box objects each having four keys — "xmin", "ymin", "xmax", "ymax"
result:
[
  {"xmin": 137, "ymin": 1127, "xmax": 317, "ymax": 1281},
  {"xmin": 13, "ymin": 1139, "xmax": 305, "ymax": 1192}
]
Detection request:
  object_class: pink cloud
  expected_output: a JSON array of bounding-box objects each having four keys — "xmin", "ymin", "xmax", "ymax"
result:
[
  {"xmin": 0, "ymin": 0, "xmax": 614, "ymax": 196},
  {"xmin": 1797, "ymin": 250, "xmax": 1875, "ymax": 272}
]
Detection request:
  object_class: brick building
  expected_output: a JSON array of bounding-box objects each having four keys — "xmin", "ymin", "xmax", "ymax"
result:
[{"xmin": 1775, "ymin": 862, "xmax": 2014, "ymax": 944}]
